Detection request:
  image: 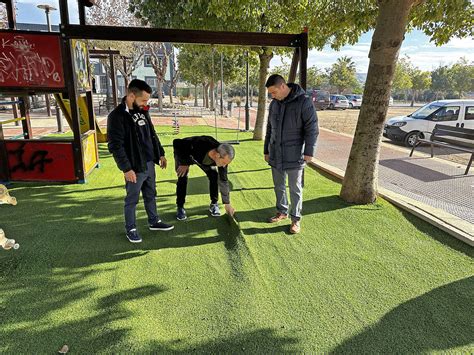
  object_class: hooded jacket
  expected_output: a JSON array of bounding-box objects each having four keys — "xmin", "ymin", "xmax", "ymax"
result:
[
  {"xmin": 107, "ymin": 98, "xmax": 165, "ymax": 173},
  {"xmin": 264, "ymin": 83, "xmax": 319, "ymax": 170}
]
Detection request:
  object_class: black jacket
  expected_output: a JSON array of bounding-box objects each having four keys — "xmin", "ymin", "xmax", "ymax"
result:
[
  {"xmin": 173, "ymin": 135, "xmax": 231, "ymax": 204},
  {"xmin": 107, "ymin": 99, "xmax": 165, "ymax": 173},
  {"xmin": 264, "ymin": 83, "xmax": 318, "ymax": 170}
]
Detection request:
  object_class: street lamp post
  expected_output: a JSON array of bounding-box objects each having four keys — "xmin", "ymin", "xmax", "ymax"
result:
[{"xmin": 37, "ymin": 4, "xmax": 64, "ymax": 133}]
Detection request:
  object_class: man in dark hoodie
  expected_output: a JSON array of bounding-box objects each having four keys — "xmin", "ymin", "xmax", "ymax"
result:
[
  {"xmin": 264, "ymin": 74, "xmax": 318, "ymax": 234},
  {"xmin": 173, "ymin": 136, "xmax": 235, "ymax": 220},
  {"xmin": 108, "ymin": 79, "xmax": 174, "ymax": 243}
]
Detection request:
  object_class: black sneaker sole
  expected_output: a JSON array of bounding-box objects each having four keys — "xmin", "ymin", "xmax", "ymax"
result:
[
  {"xmin": 149, "ymin": 226, "xmax": 175, "ymax": 231},
  {"xmin": 176, "ymin": 215, "xmax": 187, "ymax": 221},
  {"xmin": 210, "ymin": 213, "xmax": 221, "ymax": 217},
  {"xmin": 126, "ymin": 234, "xmax": 142, "ymax": 243}
]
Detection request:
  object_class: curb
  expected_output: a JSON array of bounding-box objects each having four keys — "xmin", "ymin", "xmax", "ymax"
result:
[{"xmin": 310, "ymin": 159, "xmax": 474, "ymax": 247}]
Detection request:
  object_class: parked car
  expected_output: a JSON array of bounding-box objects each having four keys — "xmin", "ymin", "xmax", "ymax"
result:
[
  {"xmin": 383, "ymin": 99, "xmax": 474, "ymax": 147},
  {"xmin": 311, "ymin": 89, "xmax": 330, "ymax": 110},
  {"xmin": 345, "ymin": 94, "xmax": 363, "ymax": 109},
  {"xmin": 329, "ymin": 95, "xmax": 349, "ymax": 110}
]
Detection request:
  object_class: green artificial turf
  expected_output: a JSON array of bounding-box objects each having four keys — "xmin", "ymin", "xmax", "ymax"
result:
[{"xmin": 0, "ymin": 126, "xmax": 472, "ymax": 353}]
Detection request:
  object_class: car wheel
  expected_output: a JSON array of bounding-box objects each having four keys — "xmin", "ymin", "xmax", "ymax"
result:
[
  {"xmin": 329, "ymin": 103, "xmax": 334, "ymax": 110},
  {"xmin": 349, "ymin": 103, "xmax": 353, "ymax": 109},
  {"xmin": 404, "ymin": 131, "xmax": 420, "ymax": 147}
]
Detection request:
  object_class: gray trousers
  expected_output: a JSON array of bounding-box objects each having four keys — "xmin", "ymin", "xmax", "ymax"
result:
[
  {"xmin": 271, "ymin": 167, "xmax": 304, "ymax": 222},
  {"xmin": 124, "ymin": 161, "xmax": 159, "ymax": 231}
]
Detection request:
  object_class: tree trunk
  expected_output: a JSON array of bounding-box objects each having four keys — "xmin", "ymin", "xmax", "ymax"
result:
[
  {"xmin": 157, "ymin": 79, "xmax": 163, "ymax": 113},
  {"xmin": 169, "ymin": 88, "xmax": 174, "ymax": 104},
  {"xmin": 253, "ymin": 48, "xmax": 273, "ymax": 140},
  {"xmin": 410, "ymin": 89, "xmax": 415, "ymax": 106},
  {"xmin": 194, "ymin": 84, "xmax": 198, "ymax": 107},
  {"xmin": 210, "ymin": 79, "xmax": 215, "ymax": 110},
  {"xmin": 204, "ymin": 83, "xmax": 209, "ymax": 108},
  {"xmin": 250, "ymin": 86, "xmax": 254, "ymax": 107},
  {"xmin": 340, "ymin": 0, "xmax": 415, "ymax": 204}
]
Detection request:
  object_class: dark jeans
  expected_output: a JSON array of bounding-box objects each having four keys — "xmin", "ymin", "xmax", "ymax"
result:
[
  {"xmin": 175, "ymin": 155, "xmax": 218, "ymax": 208},
  {"xmin": 124, "ymin": 161, "xmax": 159, "ymax": 231}
]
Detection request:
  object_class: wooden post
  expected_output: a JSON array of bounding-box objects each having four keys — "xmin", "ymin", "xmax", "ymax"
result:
[
  {"xmin": 18, "ymin": 97, "xmax": 32, "ymax": 139},
  {"xmin": 0, "ymin": 116, "xmax": 9, "ymax": 181},
  {"xmin": 11, "ymin": 97, "xmax": 19, "ymax": 126},
  {"xmin": 4, "ymin": 0, "xmax": 16, "ymax": 29},
  {"xmin": 59, "ymin": 0, "xmax": 85, "ymax": 182}
]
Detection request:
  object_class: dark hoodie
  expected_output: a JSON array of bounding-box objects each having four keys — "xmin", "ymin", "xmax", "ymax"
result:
[
  {"xmin": 107, "ymin": 98, "xmax": 165, "ymax": 173},
  {"xmin": 264, "ymin": 83, "xmax": 319, "ymax": 170}
]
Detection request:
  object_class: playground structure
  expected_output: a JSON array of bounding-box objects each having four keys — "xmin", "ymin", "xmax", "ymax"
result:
[
  {"xmin": 0, "ymin": 0, "xmax": 309, "ymax": 184},
  {"xmin": 0, "ymin": 184, "xmax": 18, "ymax": 250}
]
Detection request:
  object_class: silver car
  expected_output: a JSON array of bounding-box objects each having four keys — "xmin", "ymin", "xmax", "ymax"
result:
[
  {"xmin": 345, "ymin": 94, "xmax": 363, "ymax": 109},
  {"xmin": 329, "ymin": 95, "xmax": 349, "ymax": 110}
]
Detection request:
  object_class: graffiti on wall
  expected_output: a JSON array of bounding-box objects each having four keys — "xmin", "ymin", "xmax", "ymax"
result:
[
  {"xmin": 5, "ymin": 141, "xmax": 76, "ymax": 181},
  {"xmin": 0, "ymin": 32, "xmax": 65, "ymax": 89}
]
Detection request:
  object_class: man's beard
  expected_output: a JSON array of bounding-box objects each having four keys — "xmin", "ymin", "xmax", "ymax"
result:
[{"xmin": 133, "ymin": 101, "xmax": 142, "ymax": 110}]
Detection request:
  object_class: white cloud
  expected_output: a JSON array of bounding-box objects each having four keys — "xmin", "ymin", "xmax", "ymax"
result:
[{"xmin": 444, "ymin": 37, "xmax": 474, "ymax": 49}]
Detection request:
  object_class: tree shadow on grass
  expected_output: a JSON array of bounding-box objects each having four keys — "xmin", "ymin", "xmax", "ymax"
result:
[
  {"xmin": 0, "ymin": 266, "xmax": 167, "ymax": 352},
  {"xmin": 143, "ymin": 327, "xmax": 300, "ymax": 353},
  {"xmin": 330, "ymin": 276, "xmax": 474, "ymax": 354},
  {"xmin": 400, "ymin": 210, "xmax": 474, "ymax": 258}
]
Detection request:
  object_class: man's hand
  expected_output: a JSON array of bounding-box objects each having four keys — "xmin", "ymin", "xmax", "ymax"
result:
[
  {"xmin": 304, "ymin": 155, "xmax": 313, "ymax": 162},
  {"xmin": 159, "ymin": 156, "xmax": 167, "ymax": 169},
  {"xmin": 224, "ymin": 203, "xmax": 235, "ymax": 216},
  {"xmin": 124, "ymin": 170, "xmax": 137, "ymax": 183},
  {"xmin": 176, "ymin": 165, "xmax": 189, "ymax": 177},
  {"xmin": 264, "ymin": 154, "xmax": 269, "ymax": 162}
]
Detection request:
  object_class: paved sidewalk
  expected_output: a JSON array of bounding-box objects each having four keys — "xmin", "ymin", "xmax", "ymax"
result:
[{"xmin": 314, "ymin": 128, "xmax": 473, "ymax": 240}]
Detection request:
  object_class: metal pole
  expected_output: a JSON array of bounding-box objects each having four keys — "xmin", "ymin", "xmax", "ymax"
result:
[
  {"xmin": 245, "ymin": 51, "xmax": 250, "ymax": 131},
  {"xmin": 220, "ymin": 52, "xmax": 224, "ymax": 116}
]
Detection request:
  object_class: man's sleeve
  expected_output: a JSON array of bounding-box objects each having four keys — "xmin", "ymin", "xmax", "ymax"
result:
[
  {"xmin": 302, "ymin": 98, "xmax": 319, "ymax": 157},
  {"xmin": 172, "ymin": 138, "xmax": 194, "ymax": 165},
  {"xmin": 218, "ymin": 166, "xmax": 230, "ymax": 204},
  {"xmin": 107, "ymin": 112, "xmax": 132, "ymax": 172},
  {"xmin": 263, "ymin": 101, "xmax": 273, "ymax": 155}
]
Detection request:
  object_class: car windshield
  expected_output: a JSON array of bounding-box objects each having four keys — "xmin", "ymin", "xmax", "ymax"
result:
[{"xmin": 410, "ymin": 103, "xmax": 443, "ymax": 119}]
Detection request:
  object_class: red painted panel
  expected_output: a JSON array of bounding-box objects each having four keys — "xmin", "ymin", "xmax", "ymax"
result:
[
  {"xmin": 5, "ymin": 141, "xmax": 76, "ymax": 181},
  {"xmin": 0, "ymin": 32, "xmax": 65, "ymax": 89}
]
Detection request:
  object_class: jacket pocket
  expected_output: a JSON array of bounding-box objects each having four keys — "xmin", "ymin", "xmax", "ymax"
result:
[{"xmin": 282, "ymin": 143, "xmax": 304, "ymax": 163}]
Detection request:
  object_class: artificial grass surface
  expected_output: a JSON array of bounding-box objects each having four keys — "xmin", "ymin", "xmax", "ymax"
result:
[{"xmin": 0, "ymin": 126, "xmax": 473, "ymax": 353}]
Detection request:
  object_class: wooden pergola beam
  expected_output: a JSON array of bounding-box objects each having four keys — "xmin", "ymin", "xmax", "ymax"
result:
[{"xmin": 61, "ymin": 24, "xmax": 303, "ymax": 47}]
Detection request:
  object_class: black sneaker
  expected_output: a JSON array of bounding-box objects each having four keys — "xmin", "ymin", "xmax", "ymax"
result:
[
  {"xmin": 126, "ymin": 228, "xmax": 142, "ymax": 243},
  {"xmin": 209, "ymin": 203, "xmax": 221, "ymax": 217},
  {"xmin": 176, "ymin": 207, "xmax": 187, "ymax": 221},
  {"xmin": 149, "ymin": 220, "xmax": 174, "ymax": 231}
]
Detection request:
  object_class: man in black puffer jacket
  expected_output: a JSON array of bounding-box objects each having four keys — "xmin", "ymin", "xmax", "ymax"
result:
[
  {"xmin": 108, "ymin": 79, "xmax": 174, "ymax": 243},
  {"xmin": 264, "ymin": 74, "xmax": 319, "ymax": 234}
]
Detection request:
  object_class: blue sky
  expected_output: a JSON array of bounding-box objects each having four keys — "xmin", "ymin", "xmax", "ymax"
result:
[{"xmin": 9, "ymin": 0, "xmax": 474, "ymax": 73}]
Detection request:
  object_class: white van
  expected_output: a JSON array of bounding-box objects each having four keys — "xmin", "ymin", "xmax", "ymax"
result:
[{"xmin": 383, "ymin": 100, "xmax": 474, "ymax": 147}]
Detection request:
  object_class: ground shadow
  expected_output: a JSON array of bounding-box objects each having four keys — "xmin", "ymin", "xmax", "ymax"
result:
[
  {"xmin": 379, "ymin": 158, "xmax": 460, "ymax": 182},
  {"xmin": 330, "ymin": 276, "xmax": 474, "ymax": 354},
  {"xmin": 0, "ymin": 266, "xmax": 167, "ymax": 352},
  {"xmin": 143, "ymin": 327, "xmax": 300, "ymax": 353},
  {"xmin": 400, "ymin": 209, "xmax": 474, "ymax": 258}
]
